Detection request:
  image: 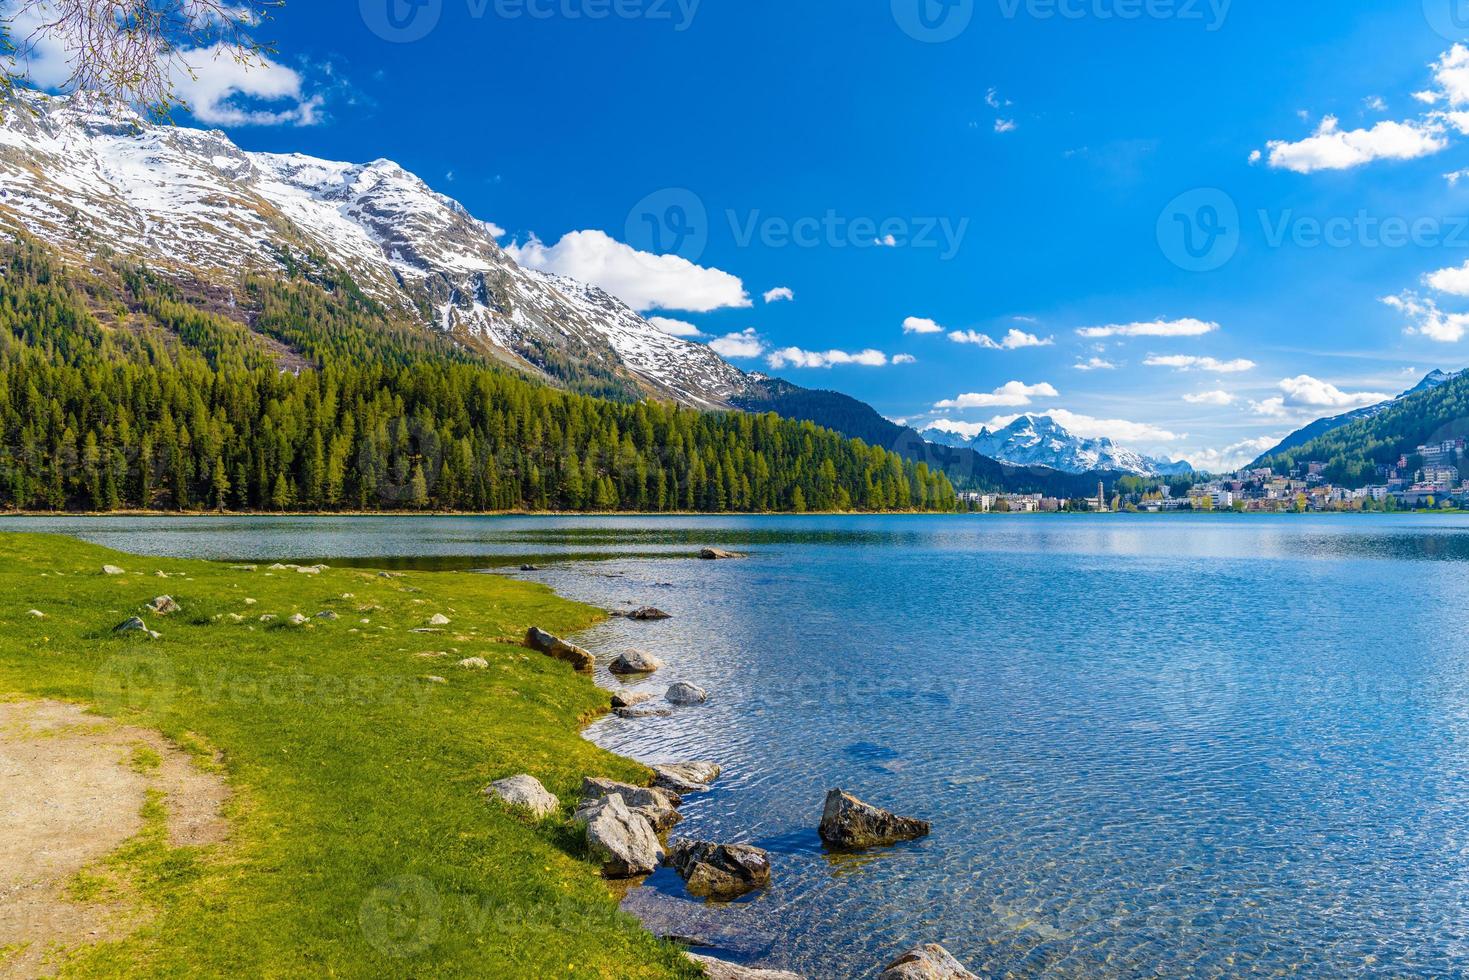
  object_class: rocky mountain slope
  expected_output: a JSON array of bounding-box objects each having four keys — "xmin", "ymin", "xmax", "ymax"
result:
[{"xmin": 0, "ymin": 88, "xmax": 750, "ymax": 407}]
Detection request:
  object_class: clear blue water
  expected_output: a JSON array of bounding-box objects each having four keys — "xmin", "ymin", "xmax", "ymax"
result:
[{"xmin": 7, "ymin": 513, "xmax": 1469, "ymax": 978}]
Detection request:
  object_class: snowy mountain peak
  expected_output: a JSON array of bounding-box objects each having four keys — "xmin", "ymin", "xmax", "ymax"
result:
[
  {"xmin": 0, "ymin": 87, "xmax": 755, "ymax": 409},
  {"xmin": 920, "ymin": 414, "xmax": 1190, "ymax": 477}
]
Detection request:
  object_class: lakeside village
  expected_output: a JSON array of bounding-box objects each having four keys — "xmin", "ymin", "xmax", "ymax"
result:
[{"xmin": 960, "ymin": 438, "xmax": 1469, "ymax": 515}]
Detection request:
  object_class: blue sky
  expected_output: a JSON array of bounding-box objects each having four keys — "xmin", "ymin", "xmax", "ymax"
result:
[{"xmin": 28, "ymin": 0, "xmax": 1469, "ymax": 470}]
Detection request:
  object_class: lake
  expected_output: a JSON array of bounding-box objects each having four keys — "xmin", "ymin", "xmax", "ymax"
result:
[{"xmin": 6, "ymin": 513, "xmax": 1469, "ymax": 978}]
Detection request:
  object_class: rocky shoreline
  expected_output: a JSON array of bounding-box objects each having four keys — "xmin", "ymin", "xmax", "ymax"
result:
[{"xmin": 493, "ymin": 597, "xmax": 974, "ymax": 979}]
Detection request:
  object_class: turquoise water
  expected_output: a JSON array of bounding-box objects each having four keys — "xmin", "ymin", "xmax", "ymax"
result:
[{"xmin": 7, "ymin": 514, "xmax": 1469, "ymax": 977}]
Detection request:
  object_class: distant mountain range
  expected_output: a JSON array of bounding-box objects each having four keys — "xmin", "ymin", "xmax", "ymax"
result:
[
  {"xmin": 920, "ymin": 414, "xmax": 1194, "ymax": 478},
  {"xmin": 1252, "ymin": 370, "xmax": 1465, "ymax": 465}
]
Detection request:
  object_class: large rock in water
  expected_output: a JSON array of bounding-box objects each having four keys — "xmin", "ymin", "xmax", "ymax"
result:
[
  {"xmin": 878, "ymin": 944, "xmax": 978, "ymax": 979},
  {"xmin": 819, "ymin": 789, "xmax": 930, "ymax": 849},
  {"xmin": 698, "ymin": 548, "xmax": 745, "ymax": 561},
  {"xmin": 577, "ymin": 794, "xmax": 664, "ymax": 877},
  {"xmin": 667, "ymin": 840, "xmax": 772, "ymax": 899},
  {"xmin": 610, "ymin": 650, "xmax": 666, "ymax": 675},
  {"xmin": 652, "ymin": 762, "xmax": 722, "ymax": 794},
  {"xmin": 579, "ymin": 777, "xmax": 682, "ymax": 832},
  {"xmin": 524, "ymin": 627, "xmax": 595, "ymax": 672},
  {"xmin": 666, "ymin": 682, "xmax": 709, "ymax": 705},
  {"xmin": 485, "ymin": 774, "xmax": 559, "ymax": 819},
  {"xmin": 685, "ymin": 953, "xmax": 803, "ymax": 979}
]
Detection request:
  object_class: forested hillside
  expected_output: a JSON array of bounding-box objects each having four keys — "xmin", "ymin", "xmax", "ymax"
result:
[
  {"xmin": 0, "ymin": 237, "xmax": 956, "ymax": 513},
  {"xmin": 1257, "ymin": 370, "xmax": 1469, "ymax": 486}
]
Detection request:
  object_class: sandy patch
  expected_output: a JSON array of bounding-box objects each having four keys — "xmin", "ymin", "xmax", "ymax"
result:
[{"xmin": 0, "ymin": 700, "xmax": 230, "ymax": 977}]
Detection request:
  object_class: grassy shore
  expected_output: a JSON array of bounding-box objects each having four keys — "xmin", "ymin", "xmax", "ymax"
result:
[{"xmin": 0, "ymin": 532, "xmax": 694, "ymax": 978}]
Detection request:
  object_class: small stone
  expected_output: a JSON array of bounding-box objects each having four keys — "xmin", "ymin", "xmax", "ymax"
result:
[
  {"xmin": 26, "ymin": 609, "xmax": 45, "ymax": 619},
  {"xmin": 819, "ymin": 789, "xmax": 930, "ymax": 849},
  {"xmin": 486, "ymin": 774, "xmax": 559, "ymax": 819},
  {"xmin": 147, "ymin": 596, "xmax": 181, "ymax": 615},
  {"xmin": 652, "ymin": 762, "xmax": 722, "ymax": 794},
  {"xmin": 618, "ymin": 607, "xmax": 672, "ymax": 621},
  {"xmin": 296, "ymin": 565, "xmax": 322, "ymax": 575},
  {"xmin": 611, "ymin": 690, "xmax": 655, "ymax": 709},
  {"xmin": 378, "ymin": 571, "xmax": 404, "ymax": 579},
  {"xmin": 226, "ymin": 613, "xmax": 244, "ymax": 623},
  {"xmin": 113, "ymin": 617, "xmax": 158, "ymax": 640},
  {"xmin": 288, "ymin": 613, "xmax": 309, "ymax": 626},
  {"xmin": 102, "ymin": 565, "xmax": 125, "ymax": 576},
  {"xmin": 259, "ymin": 614, "xmax": 277, "ymax": 623},
  {"xmin": 684, "ymin": 953, "xmax": 803, "ymax": 979},
  {"xmin": 878, "ymin": 944, "xmax": 978, "ymax": 980},
  {"xmin": 667, "ymin": 840, "xmax": 772, "ymax": 899},
  {"xmin": 243, "ymin": 598, "xmax": 258, "ymax": 606},
  {"xmin": 519, "ymin": 564, "xmax": 541, "ymax": 571},
  {"xmin": 616, "ymin": 705, "xmax": 675, "ymax": 719},
  {"xmin": 610, "ymin": 650, "xmax": 666, "ymax": 675},
  {"xmin": 427, "ymin": 614, "xmax": 451, "ymax": 626},
  {"xmin": 423, "ymin": 675, "xmax": 448, "ymax": 685},
  {"xmin": 457, "ymin": 657, "xmax": 489, "ymax": 670},
  {"xmin": 666, "ymin": 682, "xmax": 709, "ymax": 706},
  {"xmin": 524, "ymin": 627, "xmax": 595, "ymax": 672},
  {"xmin": 315, "ymin": 611, "xmax": 340, "ymax": 621}
]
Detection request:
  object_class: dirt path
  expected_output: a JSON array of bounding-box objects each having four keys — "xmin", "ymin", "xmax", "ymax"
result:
[{"xmin": 0, "ymin": 701, "xmax": 230, "ymax": 978}]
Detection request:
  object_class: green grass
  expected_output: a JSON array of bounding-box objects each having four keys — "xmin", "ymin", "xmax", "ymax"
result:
[{"xmin": 0, "ymin": 532, "xmax": 694, "ymax": 979}]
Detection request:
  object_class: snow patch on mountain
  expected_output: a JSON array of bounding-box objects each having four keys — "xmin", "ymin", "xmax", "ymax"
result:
[{"xmin": 920, "ymin": 414, "xmax": 1191, "ymax": 476}]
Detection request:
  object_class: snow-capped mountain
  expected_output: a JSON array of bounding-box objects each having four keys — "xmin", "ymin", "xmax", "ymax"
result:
[
  {"xmin": 0, "ymin": 89, "xmax": 750, "ymax": 408},
  {"xmin": 921, "ymin": 415, "xmax": 1192, "ymax": 477}
]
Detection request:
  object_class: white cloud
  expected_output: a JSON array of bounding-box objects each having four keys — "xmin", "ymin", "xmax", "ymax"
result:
[
  {"xmin": 994, "ymin": 119, "xmax": 1017, "ymax": 134},
  {"xmin": 923, "ymin": 418, "xmax": 988, "ymax": 440},
  {"xmin": 507, "ymin": 230, "xmax": 750, "ymax": 313},
  {"xmin": 1261, "ymin": 115, "xmax": 1447, "ymax": 173},
  {"xmin": 1364, "ymin": 95, "xmax": 1387, "ymax": 112},
  {"xmin": 1383, "ymin": 292, "xmax": 1469, "ymax": 342},
  {"xmin": 1183, "ymin": 390, "xmax": 1236, "ymax": 406},
  {"xmin": 765, "ymin": 347, "xmax": 890, "ymax": 369},
  {"xmin": 1179, "ymin": 437, "xmax": 1285, "ymax": 473},
  {"xmin": 1144, "ymin": 355, "xmax": 1256, "ymax": 374},
  {"xmin": 983, "ymin": 409, "xmax": 1182, "ymax": 444},
  {"xmin": 902, "ymin": 316, "xmax": 945, "ymax": 335},
  {"xmin": 1446, "ymin": 168, "xmax": 1469, "ymax": 185},
  {"xmin": 948, "ymin": 328, "xmax": 1053, "ymax": 350},
  {"xmin": 893, "ymin": 354, "xmax": 917, "ymax": 365},
  {"xmin": 1425, "ymin": 258, "xmax": 1469, "ymax": 296},
  {"xmin": 1248, "ymin": 149, "xmax": 1263, "ymax": 165},
  {"xmin": 1076, "ymin": 318, "xmax": 1219, "ymax": 339},
  {"xmin": 1433, "ymin": 45, "xmax": 1469, "ymax": 106},
  {"xmin": 874, "ymin": 234, "xmax": 899, "ymax": 247},
  {"xmin": 763, "ymin": 286, "xmax": 795, "ymax": 304},
  {"xmin": 1073, "ymin": 357, "xmax": 1117, "ymax": 371},
  {"xmin": 707, "ymin": 328, "xmax": 765, "ymax": 359},
  {"xmin": 934, "ymin": 381, "xmax": 1059, "ymax": 410},
  {"xmin": 646, "ymin": 316, "xmax": 702, "ymax": 338},
  {"xmin": 985, "ymin": 87, "xmax": 1003, "ymax": 109},
  {"xmin": 1250, "ymin": 375, "xmax": 1389, "ymax": 417}
]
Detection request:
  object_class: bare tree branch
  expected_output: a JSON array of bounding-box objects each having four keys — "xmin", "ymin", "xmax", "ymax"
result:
[{"xmin": 4, "ymin": 0, "xmax": 282, "ymax": 118}]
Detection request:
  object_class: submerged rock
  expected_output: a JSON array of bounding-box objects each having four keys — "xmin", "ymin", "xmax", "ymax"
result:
[
  {"xmin": 666, "ymin": 682, "xmax": 709, "ymax": 706},
  {"xmin": 818, "ymin": 789, "xmax": 930, "ymax": 849},
  {"xmin": 667, "ymin": 840, "xmax": 771, "ymax": 899},
  {"xmin": 684, "ymin": 953, "xmax": 803, "ymax": 979},
  {"xmin": 524, "ymin": 627, "xmax": 595, "ymax": 672},
  {"xmin": 485, "ymin": 774, "xmax": 559, "ymax": 819},
  {"xmin": 577, "ymin": 793, "xmax": 664, "ymax": 877},
  {"xmin": 615, "ymin": 705, "xmax": 675, "ymax": 719},
  {"xmin": 610, "ymin": 650, "xmax": 666, "ymax": 675},
  {"xmin": 878, "ymin": 944, "xmax": 978, "ymax": 979},
  {"xmin": 580, "ymin": 777, "xmax": 682, "ymax": 833},
  {"xmin": 618, "ymin": 607, "xmax": 672, "ymax": 621},
  {"xmin": 653, "ymin": 762, "xmax": 722, "ymax": 794},
  {"xmin": 611, "ymin": 690, "xmax": 656, "ymax": 709}
]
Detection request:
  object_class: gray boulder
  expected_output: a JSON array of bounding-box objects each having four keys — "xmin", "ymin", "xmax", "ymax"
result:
[
  {"xmin": 698, "ymin": 548, "xmax": 745, "ymax": 561},
  {"xmin": 610, "ymin": 650, "xmax": 666, "ymax": 675},
  {"xmin": 485, "ymin": 774, "xmax": 559, "ymax": 819},
  {"xmin": 525, "ymin": 627, "xmax": 595, "ymax": 672},
  {"xmin": 819, "ymin": 789, "xmax": 930, "ymax": 849},
  {"xmin": 113, "ymin": 617, "xmax": 160, "ymax": 640},
  {"xmin": 622, "ymin": 607, "xmax": 672, "ymax": 621},
  {"xmin": 667, "ymin": 840, "xmax": 771, "ymax": 899},
  {"xmin": 878, "ymin": 944, "xmax": 978, "ymax": 979},
  {"xmin": 684, "ymin": 953, "xmax": 802, "ymax": 979},
  {"xmin": 666, "ymin": 682, "xmax": 709, "ymax": 706},
  {"xmin": 580, "ymin": 777, "xmax": 682, "ymax": 833},
  {"xmin": 102, "ymin": 565, "xmax": 126, "ymax": 576},
  {"xmin": 456, "ymin": 657, "xmax": 489, "ymax": 670},
  {"xmin": 611, "ymin": 690, "xmax": 656, "ymax": 709},
  {"xmin": 576, "ymin": 794, "xmax": 664, "ymax": 877},
  {"xmin": 147, "ymin": 595, "xmax": 181, "ymax": 615},
  {"xmin": 653, "ymin": 762, "xmax": 722, "ymax": 794}
]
